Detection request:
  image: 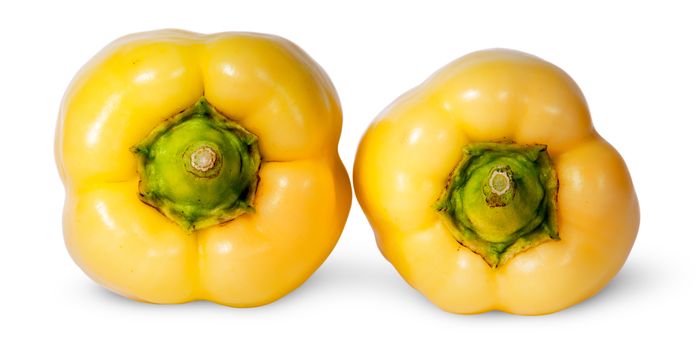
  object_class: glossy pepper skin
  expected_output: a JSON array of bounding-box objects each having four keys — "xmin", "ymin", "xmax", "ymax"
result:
[
  {"xmin": 354, "ymin": 49, "xmax": 639, "ymax": 315},
  {"xmin": 56, "ymin": 30, "xmax": 351, "ymax": 307}
]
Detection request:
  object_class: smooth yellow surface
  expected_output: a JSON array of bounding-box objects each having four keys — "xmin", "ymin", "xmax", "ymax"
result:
[
  {"xmin": 56, "ymin": 30, "xmax": 351, "ymax": 307},
  {"xmin": 354, "ymin": 49, "xmax": 639, "ymax": 315}
]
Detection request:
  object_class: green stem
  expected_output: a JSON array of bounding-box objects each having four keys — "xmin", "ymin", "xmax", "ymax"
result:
[
  {"xmin": 436, "ymin": 142, "xmax": 559, "ymax": 267},
  {"xmin": 132, "ymin": 97, "xmax": 261, "ymax": 231},
  {"xmin": 190, "ymin": 146, "xmax": 217, "ymax": 172}
]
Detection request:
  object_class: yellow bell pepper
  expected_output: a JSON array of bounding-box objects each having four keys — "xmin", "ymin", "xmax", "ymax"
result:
[
  {"xmin": 55, "ymin": 30, "xmax": 351, "ymax": 307},
  {"xmin": 354, "ymin": 49, "xmax": 639, "ymax": 315}
]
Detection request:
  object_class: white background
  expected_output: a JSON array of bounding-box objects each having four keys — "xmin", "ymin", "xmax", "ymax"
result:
[{"xmin": 1, "ymin": 0, "xmax": 693, "ymax": 348}]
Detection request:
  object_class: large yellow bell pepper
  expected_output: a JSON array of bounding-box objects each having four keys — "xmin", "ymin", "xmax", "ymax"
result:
[
  {"xmin": 55, "ymin": 30, "xmax": 351, "ymax": 307},
  {"xmin": 354, "ymin": 49, "xmax": 639, "ymax": 315}
]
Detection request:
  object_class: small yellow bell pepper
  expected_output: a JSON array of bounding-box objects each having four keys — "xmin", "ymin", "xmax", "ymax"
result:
[
  {"xmin": 55, "ymin": 30, "xmax": 351, "ymax": 307},
  {"xmin": 354, "ymin": 49, "xmax": 639, "ymax": 315}
]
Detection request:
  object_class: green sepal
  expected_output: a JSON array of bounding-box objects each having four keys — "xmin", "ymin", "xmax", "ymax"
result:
[
  {"xmin": 435, "ymin": 142, "xmax": 559, "ymax": 267},
  {"xmin": 132, "ymin": 97, "xmax": 261, "ymax": 232}
]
